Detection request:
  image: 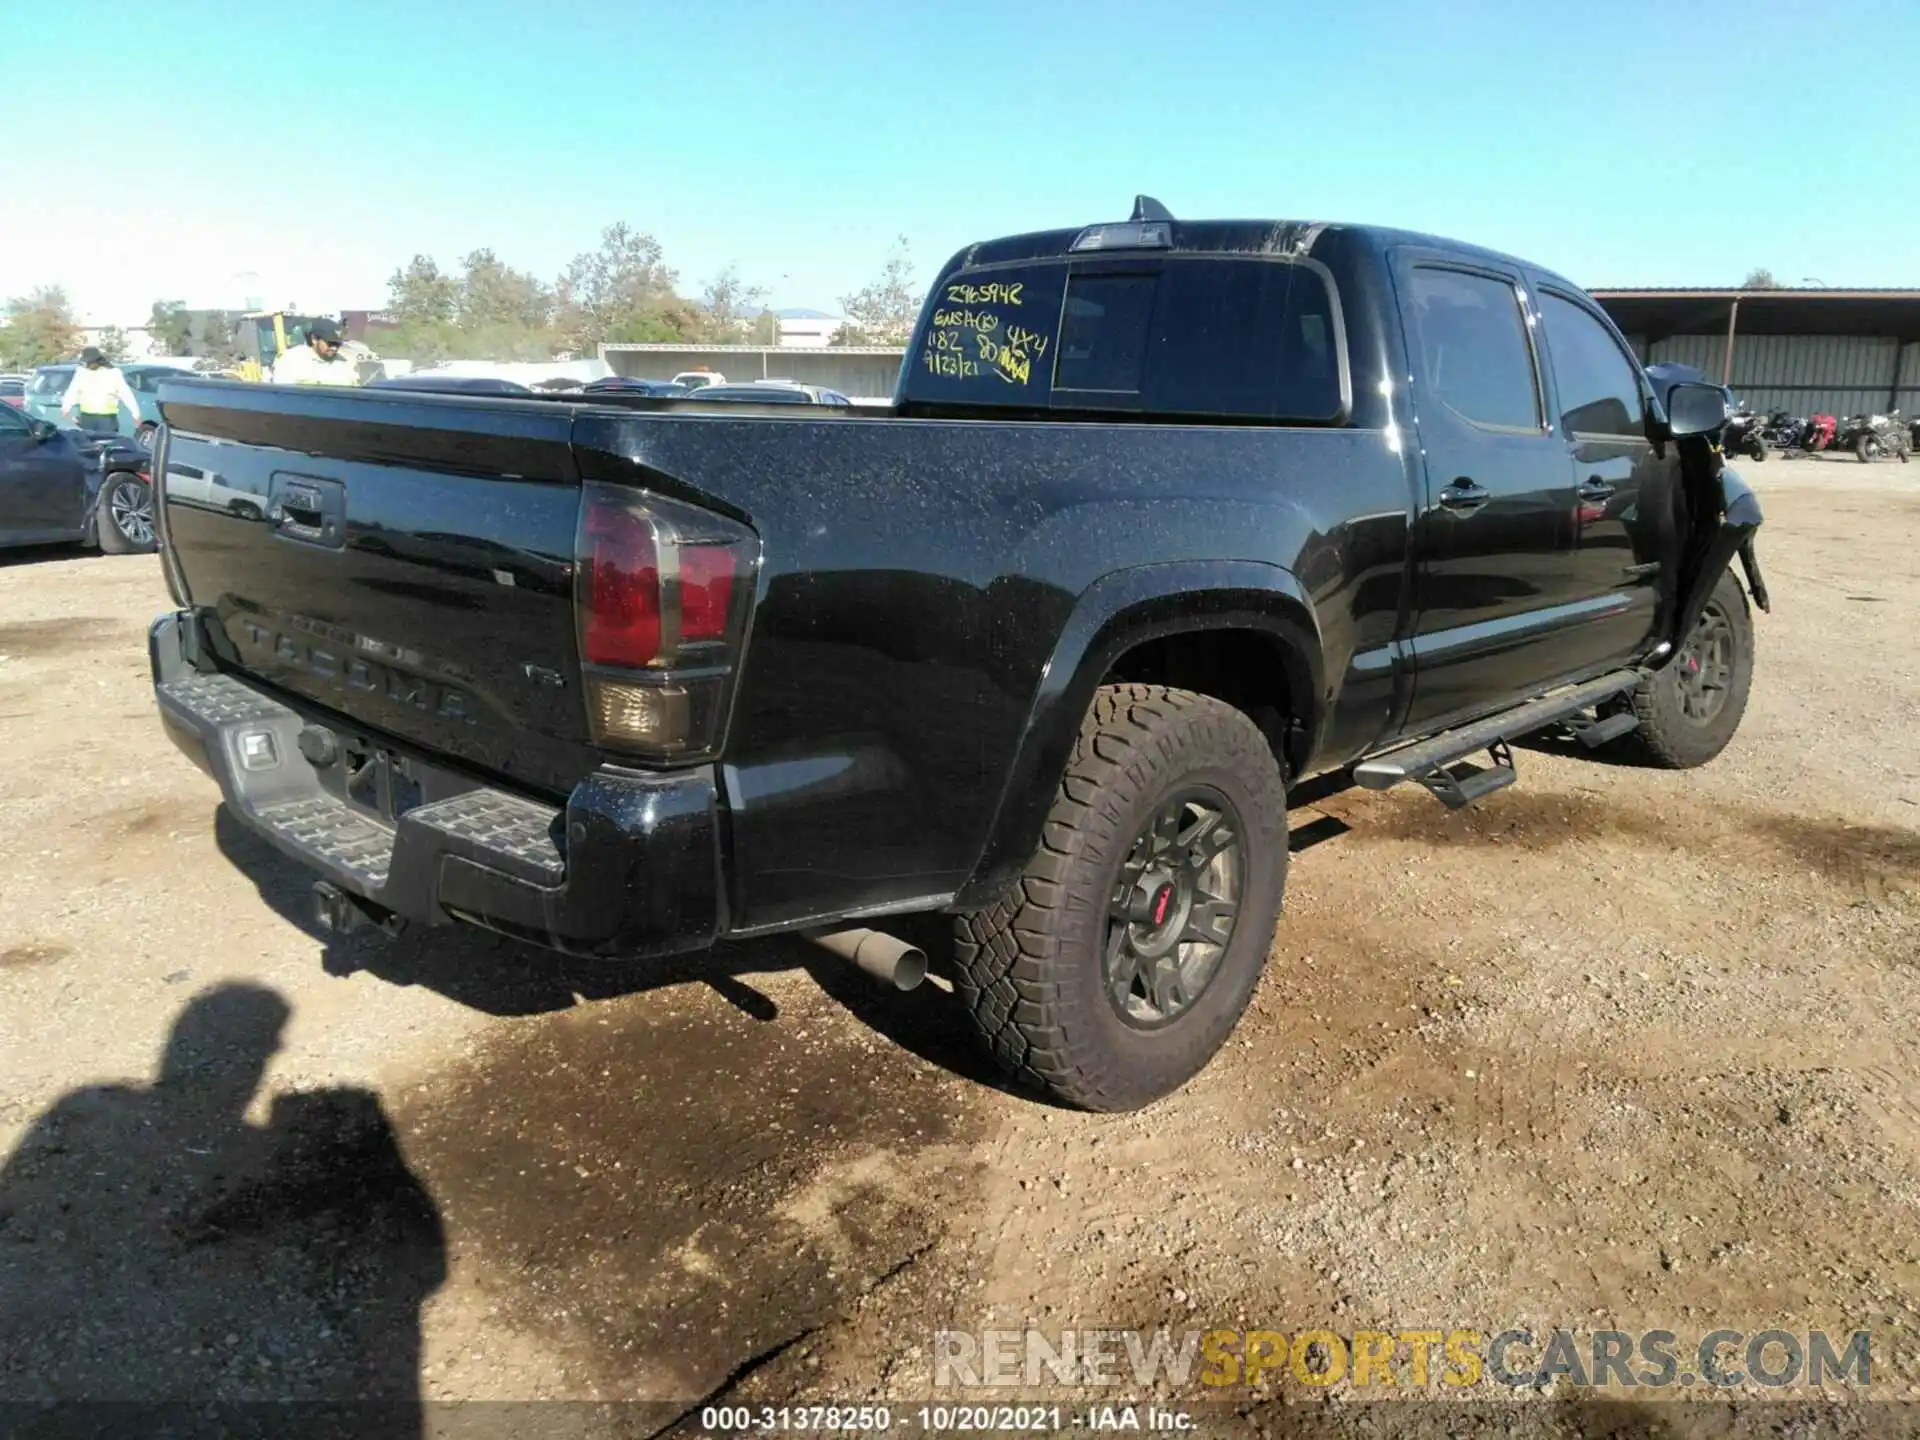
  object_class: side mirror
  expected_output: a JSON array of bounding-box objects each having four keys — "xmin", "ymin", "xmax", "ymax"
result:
[
  {"xmin": 1665, "ymin": 381, "xmax": 1731, "ymax": 439},
  {"xmin": 26, "ymin": 419, "xmax": 58, "ymax": 444}
]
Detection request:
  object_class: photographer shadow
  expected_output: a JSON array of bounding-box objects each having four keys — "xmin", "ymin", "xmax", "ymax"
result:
[{"xmin": 0, "ymin": 983, "xmax": 444, "ymax": 1437}]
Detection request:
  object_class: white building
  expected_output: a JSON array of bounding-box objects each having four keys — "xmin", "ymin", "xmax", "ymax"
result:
[{"xmin": 769, "ymin": 308, "xmax": 845, "ymax": 348}]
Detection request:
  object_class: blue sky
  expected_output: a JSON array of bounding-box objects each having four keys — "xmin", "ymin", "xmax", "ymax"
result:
[{"xmin": 6, "ymin": 0, "xmax": 1916, "ymax": 323}]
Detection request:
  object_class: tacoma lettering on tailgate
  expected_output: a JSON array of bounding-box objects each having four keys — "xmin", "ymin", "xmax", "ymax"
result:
[{"xmin": 237, "ymin": 620, "xmax": 477, "ymax": 724}]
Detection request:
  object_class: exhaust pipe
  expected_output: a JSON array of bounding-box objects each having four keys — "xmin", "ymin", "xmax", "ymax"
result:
[{"xmin": 808, "ymin": 927, "xmax": 928, "ymax": 992}]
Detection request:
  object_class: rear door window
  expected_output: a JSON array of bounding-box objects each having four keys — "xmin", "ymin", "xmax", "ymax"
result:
[
  {"xmin": 907, "ymin": 257, "xmax": 1346, "ymax": 423},
  {"xmin": 1407, "ymin": 267, "xmax": 1541, "ymax": 431}
]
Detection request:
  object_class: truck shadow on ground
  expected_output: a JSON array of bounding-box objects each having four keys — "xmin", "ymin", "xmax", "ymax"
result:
[{"xmin": 213, "ymin": 806, "xmax": 1014, "ymax": 1097}]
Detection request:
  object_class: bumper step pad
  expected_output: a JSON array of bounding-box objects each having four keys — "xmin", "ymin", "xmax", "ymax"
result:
[
  {"xmin": 257, "ymin": 795, "xmax": 396, "ymax": 890},
  {"xmin": 406, "ymin": 790, "xmax": 564, "ymax": 887},
  {"xmin": 158, "ymin": 668, "xmax": 564, "ymax": 905}
]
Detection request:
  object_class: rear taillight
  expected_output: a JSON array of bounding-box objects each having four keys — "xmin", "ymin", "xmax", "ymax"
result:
[
  {"xmin": 581, "ymin": 504, "xmax": 661, "ymax": 667},
  {"xmin": 574, "ymin": 482, "xmax": 758, "ymax": 761},
  {"xmin": 676, "ymin": 545, "xmax": 735, "ymax": 642}
]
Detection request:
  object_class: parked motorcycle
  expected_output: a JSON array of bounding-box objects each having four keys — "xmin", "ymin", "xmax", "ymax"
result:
[
  {"xmin": 1762, "ymin": 410, "xmax": 1805, "ymax": 452},
  {"xmin": 1798, "ymin": 413, "xmax": 1838, "ymax": 453},
  {"xmin": 1722, "ymin": 404, "xmax": 1768, "ymax": 461},
  {"xmin": 1837, "ymin": 410, "xmax": 1911, "ymax": 463}
]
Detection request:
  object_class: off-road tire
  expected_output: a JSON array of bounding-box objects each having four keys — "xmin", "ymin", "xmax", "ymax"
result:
[
  {"xmin": 952, "ymin": 685, "xmax": 1288, "ymax": 1112},
  {"xmin": 1612, "ymin": 569, "xmax": 1754, "ymax": 769}
]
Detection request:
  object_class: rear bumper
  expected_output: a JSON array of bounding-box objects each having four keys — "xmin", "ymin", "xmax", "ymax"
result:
[{"xmin": 150, "ymin": 611, "xmax": 725, "ymax": 959}]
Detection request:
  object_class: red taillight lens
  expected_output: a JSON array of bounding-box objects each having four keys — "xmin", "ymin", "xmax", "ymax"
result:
[
  {"xmin": 575, "ymin": 483, "xmax": 757, "ymax": 761},
  {"xmin": 582, "ymin": 503, "xmax": 661, "ymax": 667},
  {"xmin": 677, "ymin": 544, "xmax": 735, "ymax": 642}
]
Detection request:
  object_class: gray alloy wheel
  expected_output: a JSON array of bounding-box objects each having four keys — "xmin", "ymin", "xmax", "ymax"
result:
[
  {"xmin": 1104, "ymin": 788, "xmax": 1245, "ymax": 1028},
  {"xmin": 102, "ymin": 474, "xmax": 156, "ymax": 553}
]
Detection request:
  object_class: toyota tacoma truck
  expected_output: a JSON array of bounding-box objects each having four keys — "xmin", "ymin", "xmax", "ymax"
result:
[{"xmin": 147, "ymin": 198, "xmax": 1767, "ymax": 1111}]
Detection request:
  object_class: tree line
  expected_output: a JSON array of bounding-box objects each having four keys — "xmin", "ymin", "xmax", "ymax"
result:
[
  {"xmin": 378, "ymin": 225, "xmax": 924, "ymax": 362},
  {"xmin": 0, "ymin": 226, "xmax": 925, "ymax": 372}
]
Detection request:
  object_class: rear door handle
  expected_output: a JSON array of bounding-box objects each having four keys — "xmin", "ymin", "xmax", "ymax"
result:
[
  {"xmin": 1578, "ymin": 476, "xmax": 1616, "ymax": 501},
  {"xmin": 1438, "ymin": 478, "xmax": 1489, "ymax": 514}
]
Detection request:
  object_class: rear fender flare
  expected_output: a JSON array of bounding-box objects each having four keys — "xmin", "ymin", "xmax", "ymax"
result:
[{"xmin": 956, "ymin": 560, "xmax": 1322, "ymax": 908}]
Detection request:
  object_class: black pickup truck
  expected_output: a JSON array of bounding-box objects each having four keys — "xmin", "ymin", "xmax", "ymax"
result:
[{"xmin": 148, "ymin": 199, "xmax": 1766, "ymax": 1111}]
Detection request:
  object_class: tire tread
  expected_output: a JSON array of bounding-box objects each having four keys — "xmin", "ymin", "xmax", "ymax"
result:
[{"xmin": 952, "ymin": 684, "xmax": 1286, "ymax": 1110}]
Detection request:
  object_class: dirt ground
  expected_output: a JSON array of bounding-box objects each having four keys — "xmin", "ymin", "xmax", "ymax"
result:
[{"xmin": 2, "ymin": 456, "xmax": 1918, "ymax": 1435}]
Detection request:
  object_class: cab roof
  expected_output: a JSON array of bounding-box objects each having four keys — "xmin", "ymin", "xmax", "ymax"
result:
[{"xmin": 948, "ymin": 208, "xmax": 1584, "ymax": 298}]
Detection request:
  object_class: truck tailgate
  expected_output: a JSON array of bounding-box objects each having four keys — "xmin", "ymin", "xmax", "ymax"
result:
[{"xmin": 158, "ymin": 382, "xmax": 592, "ymax": 797}]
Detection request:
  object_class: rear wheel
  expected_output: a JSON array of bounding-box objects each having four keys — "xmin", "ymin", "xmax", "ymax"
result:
[
  {"xmin": 1854, "ymin": 434, "xmax": 1879, "ymax": 462},
  {"xmin": 952, "ymin": 685, "xmax": 1288, "ymax": 1112},
  {"xmin": 1610, "ymin": 569, "xmax": 1753, "ymax": 769},
  {"xmin": 97, "ymin": 472, "xmax": 156, "ymax": 554}
]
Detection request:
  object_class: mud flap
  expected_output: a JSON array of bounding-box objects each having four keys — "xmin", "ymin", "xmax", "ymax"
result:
[{"xmin": 1668, "ymin": 464, "xmax": 1766, "ymax": 653}]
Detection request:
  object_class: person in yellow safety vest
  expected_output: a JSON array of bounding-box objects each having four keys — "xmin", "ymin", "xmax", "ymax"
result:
[
  {"xmin": 269, "ymin": 318, "xmax": 360, "ymax": 386},
  {"xmin": 59, "ymin": 348, "xmax": 142, "ymax": 435}
]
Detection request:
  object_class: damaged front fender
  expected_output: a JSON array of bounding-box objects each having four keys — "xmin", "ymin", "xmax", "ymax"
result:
[{"xmin": 1667, "ymin": 463, "xmax": 1768, "ymax": 658}]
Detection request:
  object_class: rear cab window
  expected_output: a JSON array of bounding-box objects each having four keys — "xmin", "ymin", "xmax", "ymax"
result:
[
  {"xmin": 903, "ymin": 255, "xmax": 1349, "ymax": 423},
  {"xmin": 1405, "ymin": 267, "xmax": 1542, "ymax": 432}
]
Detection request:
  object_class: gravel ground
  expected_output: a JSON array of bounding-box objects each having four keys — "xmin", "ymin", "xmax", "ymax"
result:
[{"xmin": 0, "ymin": 458, "xmax": 1916, "ymax": 1435}]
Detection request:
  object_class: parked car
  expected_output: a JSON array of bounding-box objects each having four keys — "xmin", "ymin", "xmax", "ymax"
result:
[
  {"xmin": 22, "ymin": 365, "xmax": 74, "ymax": 425},
  {"xmin": 0, "ymin": 404, "xmax": 155, "ymax": 552},
  {"xmin": 367, "ymin": 374, "xmax": 536, "ymax": 396},
  {"xmin": 162, "ymin": 460, "xmax": 267, "ymax": 522},
  {"xmin": 688, "ymin": 382, "xmax": 853, "ymax": 405},
  {"xmin": 0, "ymin": 376, "xmax": 26, "ymax": 409},
  {"xmin": 580, "ymin": 377, "xmax": 690, "ymax": 397},
  {"xmin": 670, "ymin": 370, "xmax": 726, "ymax": 390},
  {"xmin": 123, "ymin": 363, "xmax": 201, "ymax": 444},
  {"xmin": 147, "ymin": 198, "xmax": 1764, "ymax": 1111}
]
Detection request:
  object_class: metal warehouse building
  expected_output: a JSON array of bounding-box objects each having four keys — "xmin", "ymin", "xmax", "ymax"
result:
[
  {"xmin": 598, "ymin": 344, "xmax": 907, "ymax": 403},
  {"xmin": 1593, "ymin": 289, "xmax": 1920, "ymax": 419}
]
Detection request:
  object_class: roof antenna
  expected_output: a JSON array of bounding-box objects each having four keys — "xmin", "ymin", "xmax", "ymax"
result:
[{"xmin": 1131, "ymin": 195, "xmax": 1174, "ymax": 223}]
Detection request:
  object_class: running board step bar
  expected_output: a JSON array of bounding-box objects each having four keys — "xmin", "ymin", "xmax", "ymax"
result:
[
  {"xmin": 1570, "ymin": 709, "xmax": 1641, "ymax": 749},
  {"xmin": 1354, "ymin": 669, "xmax": 1643, "ymax": 809}
]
